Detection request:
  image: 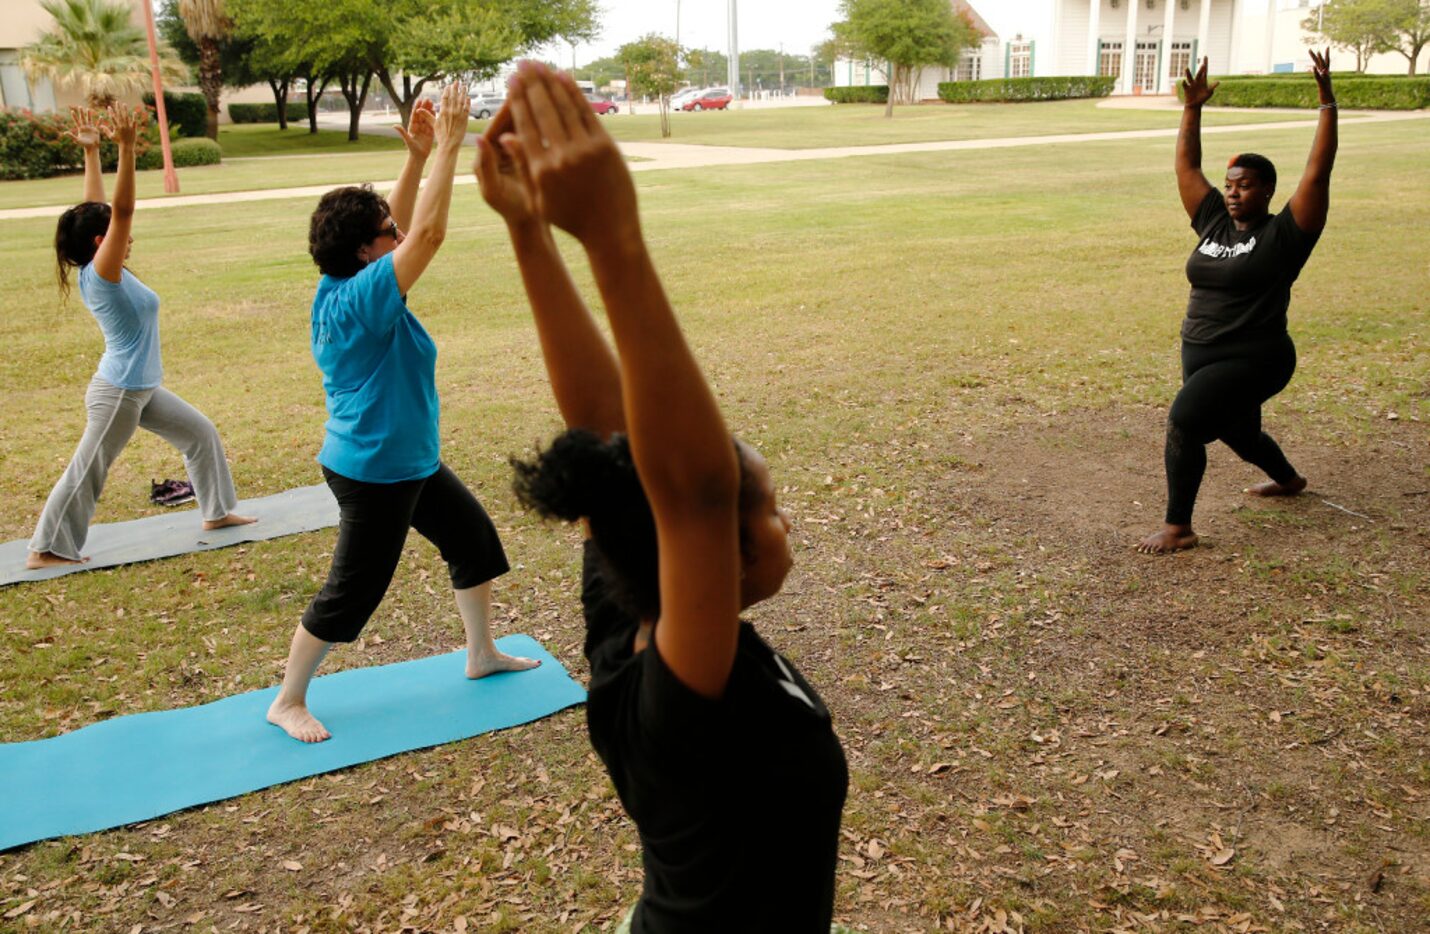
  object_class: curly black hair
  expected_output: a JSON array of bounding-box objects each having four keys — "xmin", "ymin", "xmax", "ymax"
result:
[
  {"xmin": 1228, "ymin": 152, "xmax": 1277, "ymax": 191},
  {"xmin": 54, "ymin": 201, "xmax": 112, "ymax": 300},
  {"xmin": 308, "ymin": 185, "xmax": 391, "ymax": 279},
  {"xmin": 511, "ymin": 430, "xmax": 764, "ymax": 622}
]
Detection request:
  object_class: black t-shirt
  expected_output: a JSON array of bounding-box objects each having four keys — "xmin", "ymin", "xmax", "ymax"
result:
[
  {"xmin": 1181, "ymin": 188, "xmax": 1320, "ymax": 345},
  {"xmin": 580, "ymin": 541, "xmax": 848, "ymax": 933}
]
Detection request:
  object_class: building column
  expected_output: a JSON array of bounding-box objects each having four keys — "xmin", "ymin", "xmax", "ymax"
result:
[
  {"xmin": 1263, "ymin": 0, "xmax": 1277, "ymax": 73},
  {"xmin": 1087, "ymin": 0, "xmax": 1102, "ymax": 75},
  {"xmin": 1158, "ymin": 0, "xmax": 1178, "ymax": 93},
  {"xmin": 1196, "ymin": 0, "xmax": 1213, "ymax": 70},
  {"xmin": 1122, "ymin": 0, "xmax": 1139, "ymax": 94},
  {"xmin": 1227, "ymin": 0, "xmax": 1240, "ymax": 72}
]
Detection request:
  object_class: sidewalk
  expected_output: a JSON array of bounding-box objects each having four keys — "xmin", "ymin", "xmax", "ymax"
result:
[{"xmin": 2, "ymin": 110, "xmax": 1423, "ymax": 221}]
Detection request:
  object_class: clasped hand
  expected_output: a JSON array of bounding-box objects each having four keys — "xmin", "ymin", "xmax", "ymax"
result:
[{"xmin": 475, "ymin": 61, "xmax": 638, "ymax": 246}]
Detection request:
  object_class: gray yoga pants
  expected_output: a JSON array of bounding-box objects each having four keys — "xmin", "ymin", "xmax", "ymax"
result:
[{"xmin": 28, "ymin": 374, "xmax": 239, "ymax": 560}]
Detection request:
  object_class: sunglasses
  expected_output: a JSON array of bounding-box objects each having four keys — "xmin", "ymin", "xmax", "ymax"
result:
[{"xmin": 373, "ymin": 221, "xmax": 401, "ymax": 240}]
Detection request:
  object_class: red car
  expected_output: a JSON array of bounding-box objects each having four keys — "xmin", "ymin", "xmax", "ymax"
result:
[
  {"xmin": 681, "ymin": 87, "xmax": 733, "ymax": 111},
  {"xmin": 585, "ymin": 93, "xmax": 619, "ymax": 115}
]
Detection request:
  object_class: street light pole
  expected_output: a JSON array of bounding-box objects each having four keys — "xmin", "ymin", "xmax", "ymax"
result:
[{"xmin": 727, "ymin": 0, "xmax": 740, "ymax": 105}]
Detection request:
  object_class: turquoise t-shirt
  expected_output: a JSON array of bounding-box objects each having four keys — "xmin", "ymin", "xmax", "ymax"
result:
[
  {"xmin": 311, "ymin": 253, "xmax": 440, "ymax": 483},
  {"xmin": 80, "ymin": 263, "xmax": 163, "ymax": 390}
]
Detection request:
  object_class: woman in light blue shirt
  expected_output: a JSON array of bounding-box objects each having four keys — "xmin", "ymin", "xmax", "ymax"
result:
[{"xmin": 27, "ymin": 106, "xmax": 253, "ymax": 570}]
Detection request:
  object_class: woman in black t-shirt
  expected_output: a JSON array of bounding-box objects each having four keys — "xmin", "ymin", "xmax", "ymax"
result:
[
  {"xmin": 474, "ymin": 64, "xmax": 849, "ymax": 933},
  {"xmin": 1138, "ymin": 53, "xmax": 1338, "ymax": 554}
]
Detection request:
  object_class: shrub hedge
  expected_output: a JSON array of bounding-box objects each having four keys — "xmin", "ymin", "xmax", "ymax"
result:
[
  {"xmin": 824, "ymin": 85, "xmax": 889, "ymax": 104},
  {"xmin": 937, "ymin": 75, "xmax": 1116, "ymax": 102},
  {"xmin": 1178, "ymin": 77, "xmax": 1429, "ymax": 109},
  {"xmin": 0, "ymin": 109, "xmax": 161, "ymax": 180},
  {"xmin": 143, "ymin": 91, "xmax": 207, "ymax": 138},
  {"xmin": 136, "ymin": 136, "xmax": 222, "ymax": 170},
  {"xmin": 229, "ymin": 101, "xmax": 309, "ymax": 123}
]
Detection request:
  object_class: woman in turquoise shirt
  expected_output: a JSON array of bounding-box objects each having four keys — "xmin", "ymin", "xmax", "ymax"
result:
[{"xmin": 266, "ymin": 85, "xmax": 537, "ymax": 743}]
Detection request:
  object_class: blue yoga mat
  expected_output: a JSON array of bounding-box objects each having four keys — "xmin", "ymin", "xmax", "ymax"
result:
[{"xmin": 0, "ymin": 634, "xmax": 585, "ymax": 851}]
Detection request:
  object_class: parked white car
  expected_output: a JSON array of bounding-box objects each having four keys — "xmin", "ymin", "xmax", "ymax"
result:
[
  {"xmin": 669, "ymin": 87, "xmax": 704, "ymax": 110},
  {"xmin": 470, "ymin": 96, "xmax": 505, "ymax": 119}
]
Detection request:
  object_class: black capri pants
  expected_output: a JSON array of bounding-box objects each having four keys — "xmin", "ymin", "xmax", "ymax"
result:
[
  {"xmin": 1164, "ymin": 332, "xmax": 1298, "ymax": 525},
  {"xmin": 302, "ymin": 463, "xmax": 510, "ymax": 643}
]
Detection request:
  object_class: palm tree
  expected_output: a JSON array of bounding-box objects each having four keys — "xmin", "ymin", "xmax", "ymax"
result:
[
  {"xmin": 22, "ymin": 0, "xmax": 188, "ymax": 109},
  {"xmin": 177, "ymin": 0, "xmax": 230, "ymax": 139}
]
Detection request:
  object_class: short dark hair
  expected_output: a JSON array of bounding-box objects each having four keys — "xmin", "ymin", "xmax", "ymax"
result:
[
  {"xmin": 308, "ymin": 185, "xmax": 391, "ymax": 278},
  {"xmin": 511, "ymin": 430, "xmax": 763, "ymax": 622},
  {"xmin": 1228, "ymin": 153, "xmax": 1277, "ymax": 191},
  {"xmin": 54, "ymin": 201, "xmax": 113, "ymax": 301}
]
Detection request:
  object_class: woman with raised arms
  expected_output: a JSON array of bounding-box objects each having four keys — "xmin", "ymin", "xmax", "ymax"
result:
[
  {"xmin": 29, "ymin": 105, "xmax": 253, "ymax": 571},
  {"xmin": 1139, "ymin": 53, "xmax": 1338, "ymax": 554},
  {"xmin": 477, "ymin": 63, "xmax": 849, "ymax": 932},
  {"xmin": 266, "ymin": 85, "xmax": 537, "ymax": 743}
]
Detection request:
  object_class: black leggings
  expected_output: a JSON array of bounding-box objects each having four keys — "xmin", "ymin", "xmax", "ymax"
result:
[
  {"xmin": 1164, "ymin": 333, "xmax": 1299, "ymax": 526},
  {"xmin": 302, "ymin": 463, "xmax": 510, "ymax": 643}
]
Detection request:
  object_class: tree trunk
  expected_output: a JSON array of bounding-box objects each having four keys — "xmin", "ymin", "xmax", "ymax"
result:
[
  {"xmin": 376, "ymin": 68, "xmax": 431, "ymax": 128},
  {"xmin": 883, "ymin": 62, "xmax": 895, "ymax": 118},
  {"xmin": 268, "ymin": 77, "xmax": 291, "ymax": 130},
  {"xmin": 199, "ymin": 37, "xmax": 222, "ymax": 140},
  {"xmin": 339, "ymin": 71, "xmax": 373, "ymax": 142},
  {"xmin": 659, "ymin": 97, "xmax": 670, "ymax": 137},
  {"xmin": 305, "ymin": 74, "xmax": 330, "ymax": 134}
]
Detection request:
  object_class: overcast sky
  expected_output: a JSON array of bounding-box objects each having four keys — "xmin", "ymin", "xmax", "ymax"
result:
[{"xmin": 544, "ymin": 0, "xmax": 846, "ymax": 65}]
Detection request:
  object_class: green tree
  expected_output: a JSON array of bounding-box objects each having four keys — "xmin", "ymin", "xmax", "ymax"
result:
[
  {"xmin": 574, "ymin": 54, "xmax": 626, "ymax": 91},
  {"xmin": 683, "ymin": 48, "xmax": 727, "ymax": 88},
  {"xmin": 620, "ymin": 34, "xmax": 682, "ymax": 138},
  {"xmin": 380, "ymin": 0, "xmax": 598, "ymax": 126},
  {"xmin": 22, "ymin": 0, "xmax": 188, "ymax": 108},
  {"xmin": 1381, "ymin": 0, "xmax": 1430, "ymax": 74},
  {"xmin": 230, "ymin": 0, "xmax": 377, "ymax": 140},
  {"xmin": 175, "ymin": 0, "xmax": 230, "ymax": 139},
  {"xmin": 1304, "ymin": 0, "xmax": 1389, "ymax": 71},
  {"xmin": 831, "ymin": 0, "xmax": 975, "ymax": 117},
  {"xmin": 1309, "ymin": 0, "xmax": 1430, "ymax": 75}
]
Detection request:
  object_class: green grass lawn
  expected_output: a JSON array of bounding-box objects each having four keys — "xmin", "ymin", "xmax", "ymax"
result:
[
  {"xmin": 0, "ymin": 101, "xmax": 1333, "ymax": 213},
  {"xmin": 0, "ymin": 125, "xmax": 407, "ymax": 211},
  {"xmin": 0, "ymin": 118, "xmax": 1426, "ymax": 932},
  {"xmin": 218, "ymin": 123, "xmax": 407, "ymax": 158},
  {"xmin": 595, "ymin": 98, "xmax": 1313, "ymax": 148}
]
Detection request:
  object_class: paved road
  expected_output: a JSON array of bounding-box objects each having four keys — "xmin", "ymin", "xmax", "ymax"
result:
[{"xmin": 2, "ymin": 110, "xmax": 1423, "ymax": 221}]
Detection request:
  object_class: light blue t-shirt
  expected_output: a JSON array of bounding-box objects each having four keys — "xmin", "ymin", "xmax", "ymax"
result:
[
  {"xmin": 80, "ymin": 263, "xmax": 163, "ymax": 390},
  {"xmin": 311, "ymin": 253, "xmax": 440, "ymax": 484}
]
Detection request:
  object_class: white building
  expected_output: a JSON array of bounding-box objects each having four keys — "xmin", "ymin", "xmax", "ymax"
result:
[{"xmin": 835, "ymin": 0, "xmax": 1425, "ymax": 100}]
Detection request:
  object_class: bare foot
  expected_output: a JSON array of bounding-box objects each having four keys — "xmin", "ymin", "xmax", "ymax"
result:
[
  {"xmin": 203, "ymin": 513, "xmax": 257, "ymax": 530},
  {"xmin": 466, "ymin": 650, "xmax": 541, "ymax": 679},
  {"xmin": 266, "ymin": 699, "xmax": 331, "ymax": 743},
  {"xmin": 26, "ymin": 550, "xmax": 88, "ymax": 569},
  {"xmin": 1245, "ymin": 476, "xmax": 1307, "ymax": 497},
  {"xmin": 1136, "ymin": 524, "xmax": 1200, "ymax": 554}
]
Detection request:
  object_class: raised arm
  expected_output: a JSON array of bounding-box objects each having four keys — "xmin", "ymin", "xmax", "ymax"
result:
[
  {"xmin": 1287, "ymin": 48, "xmax": 1337, "ymax": 236},
  {"xmin": 67, "ymin": 107, "xmax": 106, "ymax": 204},
  {"xmin": 386, "ymin": 99, "xmax": 434, "ymax": 233},
  {"xmin": 1176, "ymin": 58, "xmax": 1218, "ymax": 220},
  {"xmin": 508, "ymin": 62, "xmax": 741, "ymax": 699},
  {"xmin": 91, "ymin": 105, "xmax": 143, "ymax": 284},
  {"xmin": 474, "ymin": 107, "xmax": 624, "ymax": 438},
  {"xmin": 391, "ymin": 84, "xmax": 469, "ymax": 295}
]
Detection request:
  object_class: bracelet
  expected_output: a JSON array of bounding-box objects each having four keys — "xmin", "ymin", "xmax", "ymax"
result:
[{"xmin": 1318, "ymin": 101, "xmax": 1337, "ymax": 110}]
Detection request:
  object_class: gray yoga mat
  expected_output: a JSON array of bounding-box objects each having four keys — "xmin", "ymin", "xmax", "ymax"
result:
[{"xmin": 1, "ymin": 483, "xmax": 338, "ymax": 586}]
